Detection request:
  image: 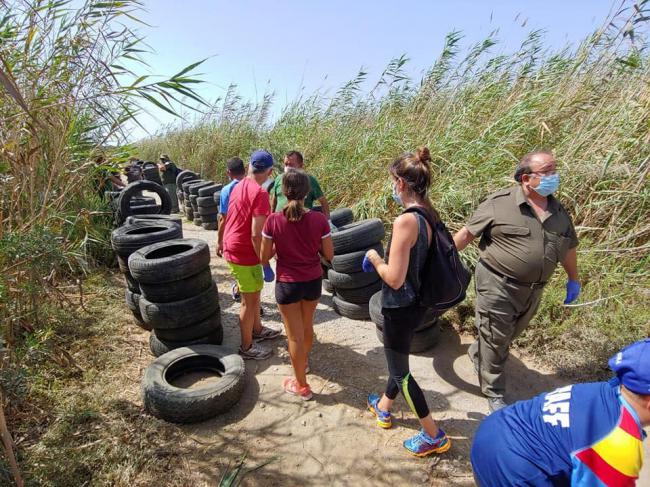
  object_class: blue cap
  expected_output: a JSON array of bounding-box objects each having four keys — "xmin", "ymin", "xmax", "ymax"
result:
[
  {"xmin": 608, "ymin": 339, "xmax": 650, "ymax": 395},
  {"xmin": 250, "ymin": 150, "xmax": 274, "ymax": 171}
]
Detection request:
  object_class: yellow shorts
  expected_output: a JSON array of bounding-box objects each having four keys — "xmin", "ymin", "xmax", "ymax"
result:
[{"xmin": 227, "ymin": 262, "xmax": 263, "ymax": 293}]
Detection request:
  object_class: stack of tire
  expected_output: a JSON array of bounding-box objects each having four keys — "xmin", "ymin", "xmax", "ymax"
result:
[
  {"xmin": 187, "ymin": 181, "xmax": 215, "ymax": 226},
  {"xmin": 181, "ymin": 179, "xmax": 207, "ymax": 221},
  {"xmin": 110, "ymin": 220, "xmax": 183, "ymax": 328},
  {"xmin": 176, "ymin": 170, "xmax": 200, "ymax": 213},
  {"xmin": 142, "ymin": 162, "xmax": 163, "ymax": 185},
  {"xmin": 127, "ymin": 238, "xmax": 223, "ymax": 357},
  {"xmin": 196, "ymin": 183, "xmax": 222, "ymax": 230},
  {"xmin": 369, "ymin": 291, "xmax": 442, "ymax": 353},
  {"xmin": 113, "ymin": 180, "xmax": 172, "ymax": 225},
  {"xmin": 327, "ymin": 217, "xmax": 386, "ymax": 320}
]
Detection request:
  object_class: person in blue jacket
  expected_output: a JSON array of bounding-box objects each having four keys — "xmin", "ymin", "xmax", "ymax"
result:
[{"xmin": 471, "ymin": 339, "xmax": 650, "ymax": 486}]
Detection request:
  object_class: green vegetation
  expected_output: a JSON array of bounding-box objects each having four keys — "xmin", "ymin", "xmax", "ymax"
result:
[{"xmin": 139, "ymin": 10, "xmax": 649, "ymax": 373}]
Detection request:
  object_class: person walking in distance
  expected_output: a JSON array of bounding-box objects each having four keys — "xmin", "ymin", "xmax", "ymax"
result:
[
  {"xmin": 270, "ymin": 151, "xmax": 330, "ymax": 218},
  {"xmin": 471, "ymin": 339, "xmax": 650, "ymax": 486},
  {"xmin": 261, "ymin": 169, "xmax": 333, "ymax": 400},
  {"xmin": 453, "ymin": 150, "xmax": 580, "ymax": 413},
  {"xmin": 217, "ymin": 157, "xmax": 247, "ymax": 301},
  {"xmin": 158, "ymin": 153, "xmax": 180, "ymax": 213},
  {"xmin": 362, "ymin": 147, "xmax": 451, "ymax": 457},
  {"xmin": 222, "ymin": 150, "xmax": 281, "ymax": 360}
]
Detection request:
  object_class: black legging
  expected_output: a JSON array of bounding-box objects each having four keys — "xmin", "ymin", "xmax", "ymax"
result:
[{"xmin": 382, "ymin": 304, "xmax": 430, "ymax": 419}]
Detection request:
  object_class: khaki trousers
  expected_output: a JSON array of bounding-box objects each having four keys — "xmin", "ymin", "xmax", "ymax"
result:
[{"xmin": 468, "ymin": 260, "xmax": 545, "ymax": 399}]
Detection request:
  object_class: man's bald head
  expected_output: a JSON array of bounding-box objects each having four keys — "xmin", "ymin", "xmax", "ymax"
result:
[{"xmin": 514, "ymin": 150, "xmax": 556, "ymax": 183}]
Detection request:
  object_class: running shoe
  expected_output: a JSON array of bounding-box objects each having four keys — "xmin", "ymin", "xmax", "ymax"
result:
[
  {"xmin": 253, "ymin": 325, "xmax": 281, "ymax": 341},
  {"xmin": 238, "ymin": 342, "xmax": 271, "ymax": 360},
  {"xmin": 367, "ymin": 393, "xmax": 392, "ymax": 429},
  {"xmin": 231, "ymin": 283, "xmax": 240, "ymax": 302},
  {"xmin": 282, "ymin": 377, "xmax": 313, "ymax": 401},
  {"xmin": 403, "ymin": 429, "xmax": 451, "ymax": 457}
]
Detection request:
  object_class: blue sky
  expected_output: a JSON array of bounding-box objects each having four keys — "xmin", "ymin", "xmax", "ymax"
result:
[{"xmin": 126, "ymin": 0, "xmax": 616, "ymax": 140}]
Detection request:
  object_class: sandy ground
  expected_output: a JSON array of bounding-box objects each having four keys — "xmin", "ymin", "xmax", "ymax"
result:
[{"xmin": 124, "ymin": 217, "xmax": 649, "ymax": 486}]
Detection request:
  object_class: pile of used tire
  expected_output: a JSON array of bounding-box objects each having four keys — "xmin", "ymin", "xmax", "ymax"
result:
[
  {"xmin": 324, "ymin": 210, "xmax": 386, "ymax": 321},
  {"xmin": 176, "ymin": 169, "xmax": 200, "ymax": 213},
  {"xmin": 369, "ymin": 291, "xmax": 442, "ymax": 352},
  {"xmin": 196, "ymin": 183, "xmax": 222, "ymax": 230},
  {"xmin": 128, "ymin": 238, "xmax": 224, "ymax": 357},
  {"xmin": 110, "ymin": 180, "xmax": 172, "ymax": 225},
  {"xmin": 142, "ymin": 161, "xmax": 163, "ymax": 185},
  {"xmin": 111, "ymin": 219, "xmax": 183, "ymax": 327}
]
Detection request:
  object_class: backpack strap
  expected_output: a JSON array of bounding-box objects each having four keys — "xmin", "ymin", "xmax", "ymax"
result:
[{"xmin": 403, "ymin": 206, "xmax": 436, "ymax": 248}]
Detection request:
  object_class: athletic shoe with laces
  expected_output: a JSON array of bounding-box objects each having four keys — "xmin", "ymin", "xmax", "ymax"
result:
[
  {"xmin": 403, "ymin": 429, "xmax": 451, "ymax": 457},
  {"xmin": 253, "ymin": 325, "xmax": 281, "ymax": 341},
  {"xmin": 282, "ymin": 377, "xmax": 313, "ymax": 400},
  {"xmin": 238, "ymin": 342, "xmax": 271, "ymax": 360},
  {"xmin": 367, "ymin": 393, "xmax": 392, "ymax": 429},
  {"xmin": 231, "ymin": 283, "xmax": 241, "ymax": 302}
]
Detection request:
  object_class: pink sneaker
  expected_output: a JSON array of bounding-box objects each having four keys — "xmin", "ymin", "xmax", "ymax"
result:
[{"xmin": 282, "ymin": 377, "xmax": 313, "ymax": 401}]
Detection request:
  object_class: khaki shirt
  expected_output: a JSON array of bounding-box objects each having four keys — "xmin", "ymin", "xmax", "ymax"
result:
[{"xmin": 466, "ymin": 186, "xmax": 578, "ymax": 283}]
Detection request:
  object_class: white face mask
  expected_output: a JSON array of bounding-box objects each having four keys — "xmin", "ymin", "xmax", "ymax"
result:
[{"xmin": 284, "ymin": 166, "xmax": 290, "ymax": 173}]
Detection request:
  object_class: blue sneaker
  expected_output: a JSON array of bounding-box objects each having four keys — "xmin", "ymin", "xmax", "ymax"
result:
[
  {"xmin": 403, "ymin": 429, "xmax": 451, "ymax": 457},
  {"xmin": 367, "ymin": 393, "xmax": 392, "ymax": 429}
]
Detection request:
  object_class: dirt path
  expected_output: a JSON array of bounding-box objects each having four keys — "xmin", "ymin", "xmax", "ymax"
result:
[{"xmin": 121, "ymin": 219, "xmax": 649, "ymax": 486}]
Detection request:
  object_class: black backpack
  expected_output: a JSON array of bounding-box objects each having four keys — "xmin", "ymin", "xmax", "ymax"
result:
[{"xmin": 404, "ymin": 207, "xmax": 471, "ymax": 312}]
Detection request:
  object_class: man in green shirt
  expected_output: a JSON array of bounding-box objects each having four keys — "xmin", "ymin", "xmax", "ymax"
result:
[
  {"xmin": 270, "ymin": 151, "xmax": 330, "ymax": 218},
  {"xmin": 158, "ymin": 153, "xmax": 180, "ymax": 213}
]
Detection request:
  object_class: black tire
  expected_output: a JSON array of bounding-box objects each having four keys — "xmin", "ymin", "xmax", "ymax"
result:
[
  {"xmin": 197, "ymin": 184, "xmax": 223, "ymax": 197},
  {"xmin": 139, "ymin": 280, "xmax": 219, "ymax": 329},
  {"xmin": 111, "ymin": 221, "xmax": 182, "ymax": 257},
  {"xmin": 332, "ymin": 295, "xmax": 370, "ymax": 320},
  {"xmin": 153, "ymin": 312, "xmax": 222, "ymax": 341},
  {"xmin": 212, "ymin": 191, "xmax": 222, "ymax": 205},
  {"xmin": 199, "ymin": 212, "xmax": 218, "ymax": 222},
  {"xmin": 117, "ymin": 181, "xmax": 172, "ymax": 222},
  {"xmin": 126, "ymin": 214, "xmax": 183, "ymax": 232},
  {"xmin": 188, "ymin": 181, "xmax": 214, "ymax": 195},
  {"xmin": 197, "ymin": 203, "xmax": 219, "ymax": 214},
  {"xmin": 202, "ymin": 222, "xmax": 218, "ymax": 231},
  {"xmin": 129, "ymin": 238, "xmax": 211, "ymax": 284},
  {"xmin": 327, "ymin": 268, "xmax": 379, "ymax": 290},
  {"xmin": 335, "ymin": 280, "xmax": 382, "ymax": 304},
  {"xmin": 148, "ymin": 328, "xmax": 224, "ymax": 358},
  {"xmin": 130, "ymin": 203, "xmax": 162, "ymax": 216},
  {"xmin": 330, "ymin": 208, "xmax": 354, "ymax": 227},
  {"xmin": 177, "ymin": 191, "xmax": 184, "ymax": 204},
  {"xmin": 176, "ymin": 170, "xmax": 199, "ymax": 189},
  {"xmin": 117, "ymin": 255, "xmax": 129, "ymax": 273},
  {"xmin": 331, "ymin": 218, "xmax": 384, "ymax": 254},
  {"xmin": 185, "ymin": 206, "xmax": 194, "ymax": 220},
  {"xmin": 130, "ymin": 196, "xmax": 156, "ymax": 206},
  {"xmin": 139, "ymin": 267, "xmax": 213, "ymax": 303},
  {"xmin": 142, "ymin": 344, "xmax": 243, "ymax": 423},
  {"xmin": 323, "ymin": 278, "xmax": 334, "ymax": 294},
  {"xmin": 368, "ymin": 291, "xmax": 441, "ymax": 332},
  {"xmin": 375, "ymin": 322, "xmax": 441, "ymax": 353},
  {"xmin": 123, "ymin": 270, "xmax": 140, "ymax": 293},
  {"xmin": 193, "ymin": 216, "xmax": 203, "ymax": 226},
  {"xmin": 331, "ymin": 243, "xmax": 384, "ymax": 273},
  {"xmin": 126, "ymin": 289, "xmax": 152, "ymax": 331},
  {"xmin": 143, "ymin": 167, "xmax": 162, "ymax": 184},
  {"xmin": 142, "ymin": 161, "xmax": 157, "ymax": 169},
  {"xmin": 197, "ymin": 196, "xmax": 216, "ymax": 207},
  {"xmin": 182, "ymin": 179, "xmax": 206, "ymax": 193}
]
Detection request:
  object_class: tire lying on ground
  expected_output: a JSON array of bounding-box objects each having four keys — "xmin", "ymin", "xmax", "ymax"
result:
[
  {"xmin": 149, "ymin": 327, "xmax": 224, "ymax": 357},
  {"xmin": 117, "ymin": 180, "xmax": 172, "ymax": 222},
  {"xmin": 335, "ymin": 280, "xmax": 382, "ymax": 304},
  {"xmin": 331, "ymin": 242, "xmax": 384, "ymax": 273},
  {"xmin": 152, "ymin": 312, "xmax": 222, "ymax": 342},
  {"xmin": 368, "ymin": 290, "xmax": 441, "ymax": 332},
  {"xmin": 126, "ymin": 214, "xmax": 183, "ymax": 231},
  {"xmin": 141, "ymin": 344, "xmax": 244, "ymax": 423},
  {"xmin": 139, "ymin": 267, "xmax": 213, "ymax": 303},
  {"xmin": 374, "ymin": 321, "xmax": 442, "ymax": 353},
  {"xmin": 111, "ymin": 221, "xmax": 182, "ymax": 257},
  {"xmin": 331, "ymin": 218, "xmax": 385, "ymax": 254},
  {"xmin": 332, "ymin": 295, "xmax": 370, "ymax": 320},
  {"xmin": 128, "ymin": 238, "xmax": 210, "ymax": 284},
  {"xmin": 327, "ymin": 268, "xmax": 379, "ymax": 290},
  {"xmin": 329, "ymin": 208, "xmax": 354, "ymax": 228},
  {"xmin": 138, "ymin": 280, "xmax": 220, "ymax": 328}
]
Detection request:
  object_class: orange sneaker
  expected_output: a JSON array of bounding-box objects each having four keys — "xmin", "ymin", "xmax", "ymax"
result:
[{"xmin": 282, "ymin": 377, "xmax": 313, "ymax": 401}]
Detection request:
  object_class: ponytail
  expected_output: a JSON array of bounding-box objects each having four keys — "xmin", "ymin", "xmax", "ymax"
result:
[
  {"xmin": 283, "ymin": 199, "xmax": 306, "ymax": 222},
  {"xmin": 281, "ymin": 168, "xmax": 311, "ymax": 222}
]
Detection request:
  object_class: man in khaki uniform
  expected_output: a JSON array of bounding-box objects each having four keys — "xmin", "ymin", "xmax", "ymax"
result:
[{"xmin": 454, "ymin": 151, "xmax": 580, "ymax": 413}]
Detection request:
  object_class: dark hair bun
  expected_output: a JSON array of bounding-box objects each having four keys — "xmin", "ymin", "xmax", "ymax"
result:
[{"xmin": 416, "ymin": 147, "xmax": 431, "ymax": 164}]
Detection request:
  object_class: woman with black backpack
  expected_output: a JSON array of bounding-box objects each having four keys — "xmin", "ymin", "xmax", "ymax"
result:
[{"xmin": 361, "ymin": 147, "xmax": 451, "ymax": 457}]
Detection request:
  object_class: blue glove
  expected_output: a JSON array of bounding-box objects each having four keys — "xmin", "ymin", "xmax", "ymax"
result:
[
  {"xmin": 263, "ymin": 264, "xmax": 275, "ymax": 282},
  {"xmin": 361, "ymin": 254, "xmax": 375, "ymax": 273},
  {"xmin": 564, "ymin": 280, "xmax": 580, "ymax": 304}
]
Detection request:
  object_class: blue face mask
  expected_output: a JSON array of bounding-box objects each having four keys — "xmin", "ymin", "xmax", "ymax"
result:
[
  {"xmin": 392, "ymin": 183, "xmax": 403, "ymax": 206},
  {"xmin": 532, "ymin": 173, "xmax": 560, "ymax": 197}
]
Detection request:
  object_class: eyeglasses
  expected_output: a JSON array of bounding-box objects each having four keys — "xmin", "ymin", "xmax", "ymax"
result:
[{"xmin": 530, "ymin": 170, "xmax": 557, "ymax": 177}]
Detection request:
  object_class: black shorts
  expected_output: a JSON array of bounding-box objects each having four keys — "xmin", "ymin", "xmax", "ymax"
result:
[{"xmin": 275, "ymin": 278, "xmax": 322, "ymax": 305}]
